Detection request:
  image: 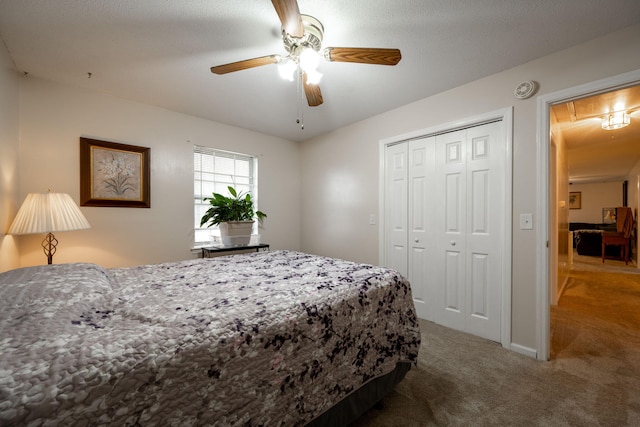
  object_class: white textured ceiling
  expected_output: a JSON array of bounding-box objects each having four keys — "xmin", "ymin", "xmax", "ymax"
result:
[{"xmin": 1, "ymin": 0, "xmax": 640, "ymax": 143}]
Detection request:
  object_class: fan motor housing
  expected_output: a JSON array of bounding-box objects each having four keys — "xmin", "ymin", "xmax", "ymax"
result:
[{"xmin": 282, "ymin": 14, "xmax": 324, "ymax": 56}]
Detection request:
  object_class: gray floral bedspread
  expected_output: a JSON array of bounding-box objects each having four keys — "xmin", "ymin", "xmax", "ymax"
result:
[{"xmin": 0, "ymin": 250, "xmax": 420, "ymax": 426}]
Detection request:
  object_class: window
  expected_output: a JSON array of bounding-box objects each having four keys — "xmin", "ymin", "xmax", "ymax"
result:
[{"xmin": 194, "ymin": 146, "xmax": 259, "ymax": 245}]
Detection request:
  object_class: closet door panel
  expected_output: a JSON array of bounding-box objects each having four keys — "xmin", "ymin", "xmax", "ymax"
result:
[
  {"xmin": 470, "ymin": 169, "xmax": 489, "ymax": 234},
  {"xmin": 385, "ymin": 144, "xmax": 408, "ymax": 276},
  {"xmin": 465, "ymin": 122, "xmax": 503, "ymax": 341},
  {"xmin": 469, "ymin": 252, "xmax": 489, "ymax": 319},
  {"xmin": 435, "ymin": 130, "xmax": 467, "ymax": 329},
  {"xmin": 408, "ymin": 138, "xmax": 433, "ymax": 319}
]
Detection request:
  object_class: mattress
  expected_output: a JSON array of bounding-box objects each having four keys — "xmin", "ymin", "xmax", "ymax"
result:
[{"xmin": 0, "ymin": 250, "xmax": 420, "ymax": 426}]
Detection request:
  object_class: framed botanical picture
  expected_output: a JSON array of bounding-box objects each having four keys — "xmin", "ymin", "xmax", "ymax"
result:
[
  {"xmin": 569, "ymin": 192, "xmax": 581, "ymax": 210},
  {"xmin": 80, "ymin": 137, "xmax": 150, "ymax": 207}
]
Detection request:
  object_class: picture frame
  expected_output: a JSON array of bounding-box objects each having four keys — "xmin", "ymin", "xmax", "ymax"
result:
[
  {"xmin": 569, "ymin": 192, "xmax": 581, "ymax": 210},
  {"xmin": 602, "ymin": 207, "xmax": 617, "ymax": 224},
  {"xmin": 80, "ymin": 137, "xmax": 150, "ymax": 208}
]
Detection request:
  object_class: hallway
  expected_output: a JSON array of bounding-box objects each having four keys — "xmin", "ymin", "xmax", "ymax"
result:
[{"xmin": 551, "ymin": 251, "xmax": 640, "ymax": 361}]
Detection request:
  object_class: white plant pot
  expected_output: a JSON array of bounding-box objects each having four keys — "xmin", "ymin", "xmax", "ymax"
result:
[{"xmin": 219, "ymin": 221, "xmax": 254, "ymax": 247}]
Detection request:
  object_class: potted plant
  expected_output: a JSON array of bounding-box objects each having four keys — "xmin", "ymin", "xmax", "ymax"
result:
[{"xmin": 200, "ymin": 186, "xmax": 266, "ymax": 246}]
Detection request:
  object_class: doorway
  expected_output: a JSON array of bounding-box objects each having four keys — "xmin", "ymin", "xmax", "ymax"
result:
[{"xmin": 537, "ymin": 69, "xmax": 640, "ymax": 361}]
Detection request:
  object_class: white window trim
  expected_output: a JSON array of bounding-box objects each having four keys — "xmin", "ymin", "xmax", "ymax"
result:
[{"xmin": 193, "ymin": 145, "xmax": 259, "ymax": 246}]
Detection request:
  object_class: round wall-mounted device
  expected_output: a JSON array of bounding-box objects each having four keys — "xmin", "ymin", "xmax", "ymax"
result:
[{"xmin": 514, "ymin": 80, "xmax": 538, "ymax": 99}]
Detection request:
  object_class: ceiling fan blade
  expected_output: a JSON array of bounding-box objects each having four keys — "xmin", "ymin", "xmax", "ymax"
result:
[
  {"xmin": 271, "ymin": 0, "xmax": 304, "ymax": 38},
  {"xmin": 323, "ymin": 47, "xmax": 402, "ymax": 66},
  {"xmin": 210, "ymin": 55, "xmax": 279, "ymax": 75},
  {"xmin": 302, "ymin": 72, "xmax": 323, "ymax": 107}
]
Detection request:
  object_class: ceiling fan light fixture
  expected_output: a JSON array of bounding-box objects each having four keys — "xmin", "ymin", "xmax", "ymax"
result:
[
  {"xmin": 305, "ymin": 69, "xmax": 323, "ymax": 85},
  {"xmin": 299, "ymin": 48, "xmax": 320, "ymax": 73},
  {"xmin": 209, "ymin": 2, "xmax": 402, "ymax": 110},
  {"xmin": 601, "ymin": 111, "xmax": 630, "ymax": 130},
  {"xmin": 278, "ymin": 58, "xmax": 297, "ymax": 81}
]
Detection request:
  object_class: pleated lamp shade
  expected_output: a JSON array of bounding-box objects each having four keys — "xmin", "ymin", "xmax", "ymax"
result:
[
  {"xmin": 8, "ymin": 193, "xmax": 90, "ymax": 264},
  {"xmin": 8, "ymin": 193, "xmax": 90, "ymax": 235}
]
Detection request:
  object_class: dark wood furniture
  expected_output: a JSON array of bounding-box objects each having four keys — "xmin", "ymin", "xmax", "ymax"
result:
[
  {"xmin": 201, "ymin": 243, "xmax": 269, "ymax": 258},
  {"xmin": 601, "ymin": 233, "xmax": 630, "ymax": 264}
]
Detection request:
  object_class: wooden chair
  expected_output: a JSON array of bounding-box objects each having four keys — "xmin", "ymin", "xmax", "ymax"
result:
[{"xmin": 601, "ymin": 207, "xmax": 633, "ymax": 264}]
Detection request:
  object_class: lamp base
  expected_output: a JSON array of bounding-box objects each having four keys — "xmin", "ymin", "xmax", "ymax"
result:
[{"xmin": 42, "ymin": 232, "xmax": 58, "ymax": 265}]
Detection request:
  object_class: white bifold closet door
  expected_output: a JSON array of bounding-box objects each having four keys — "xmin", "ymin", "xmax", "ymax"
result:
[{"xmin": 384, "ymin": 120, "xmax": 504, "ymax": 342}]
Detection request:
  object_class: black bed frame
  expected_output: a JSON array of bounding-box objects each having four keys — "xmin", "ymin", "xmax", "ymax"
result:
[{"xmin": 306, "ymin": 362, "xmax": 412, "ymax": 426}]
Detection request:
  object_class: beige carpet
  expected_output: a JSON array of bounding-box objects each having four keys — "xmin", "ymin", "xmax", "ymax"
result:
[{"xmin": 351, "ymin": 253, "xmax": 640, "ymax": 426}]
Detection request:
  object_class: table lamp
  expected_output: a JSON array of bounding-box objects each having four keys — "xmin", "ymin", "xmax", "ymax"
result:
[{"xmin": 8, "ymin": 192, "xmax": 91, "ymax": 264}]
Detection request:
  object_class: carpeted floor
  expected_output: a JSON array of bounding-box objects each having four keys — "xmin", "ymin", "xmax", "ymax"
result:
[{"xmin": 351, "ymin": 252, "xmax": 640, "ymax": 426}]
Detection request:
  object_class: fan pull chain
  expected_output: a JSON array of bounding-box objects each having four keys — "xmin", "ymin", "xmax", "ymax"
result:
[{"xmin": 296, "ymin": 68, "xmax": 304, "ymax": 130}]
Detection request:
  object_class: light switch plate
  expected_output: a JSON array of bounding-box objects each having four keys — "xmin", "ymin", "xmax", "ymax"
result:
[{"xmin": 520, "ymin": 213, "xmax": 533, "ymax": 230}]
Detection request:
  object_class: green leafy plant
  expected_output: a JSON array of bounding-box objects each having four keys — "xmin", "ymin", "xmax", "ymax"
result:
[{"xmin": 200, "ymin": 186, "xmax": 267, "ymax": 227}]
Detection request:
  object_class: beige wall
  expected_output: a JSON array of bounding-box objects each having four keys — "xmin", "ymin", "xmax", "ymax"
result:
[
  {"xmin": 552, "ymin": 117, "xmax": 570, "ymax": 304},
  {"xmin": 627, "ymin": 161, "xmax": 640, "ymax": 217},
  {"xmin": 13, "ymin": 78, "xmax": 301, "ymax": 268},
  {"xmin": 0, "ymin": 40, "xmax": 20, "ymax": 271},
  {"xmin": 625, "ymin": 159, "xmax": 640, "ymax": 265},
  {"xmin": 300, "ymin": 24, "xmax": 640, "ymax": 352},
  {"xmin": 568, "ymin": 181, "xmax": 625, "ymax": 223}
]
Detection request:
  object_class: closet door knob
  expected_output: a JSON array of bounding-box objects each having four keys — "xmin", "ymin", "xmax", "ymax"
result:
[
  {"xmin": 450, "ymin": 240, "xmax": 456, "ymax": 246},
  {"xmin": 414, "ymin": 238, "xmax": 419, "ymax": 243}
]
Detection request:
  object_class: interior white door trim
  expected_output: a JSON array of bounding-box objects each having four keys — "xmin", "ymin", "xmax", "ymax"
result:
[
  {"xmin": 379, "ymin": 107, "xmax": 513, "ymax": 349},
  {"xmin": 535, "ymin": 68, "xmax": 640, "ymax": 361}
]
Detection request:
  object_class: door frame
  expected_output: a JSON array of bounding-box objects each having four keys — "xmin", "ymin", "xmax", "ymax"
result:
[
  {"xmin": 379, "ymin": 107, "xmax": 514, "ymax": 349},
  {"xmin": 536, "ymin": 69, "xmax": 640, "ymax": 361}
]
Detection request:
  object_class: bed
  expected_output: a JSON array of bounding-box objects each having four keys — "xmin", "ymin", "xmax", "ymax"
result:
[
  {"xmin": 0, "ymin": 250, "xmax": 420, "ymax": 426},
  {"xmin": 569, "ymin": 222, "xmax": 617, "ymax": 256},
  {"xmin": 574, "ymin": 229, "xmax": 605, "ymax": 256}
]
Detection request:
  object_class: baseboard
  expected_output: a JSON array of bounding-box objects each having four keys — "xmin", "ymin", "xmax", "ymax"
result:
[{"xmin": 509, "ymin": 343, "xmax": 537, "ymax": 359}]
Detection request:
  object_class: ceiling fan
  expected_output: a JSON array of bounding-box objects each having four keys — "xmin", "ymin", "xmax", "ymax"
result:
[{"xmin": 210, "ymin": 0, "xmax": 402, "ymax": 108}]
